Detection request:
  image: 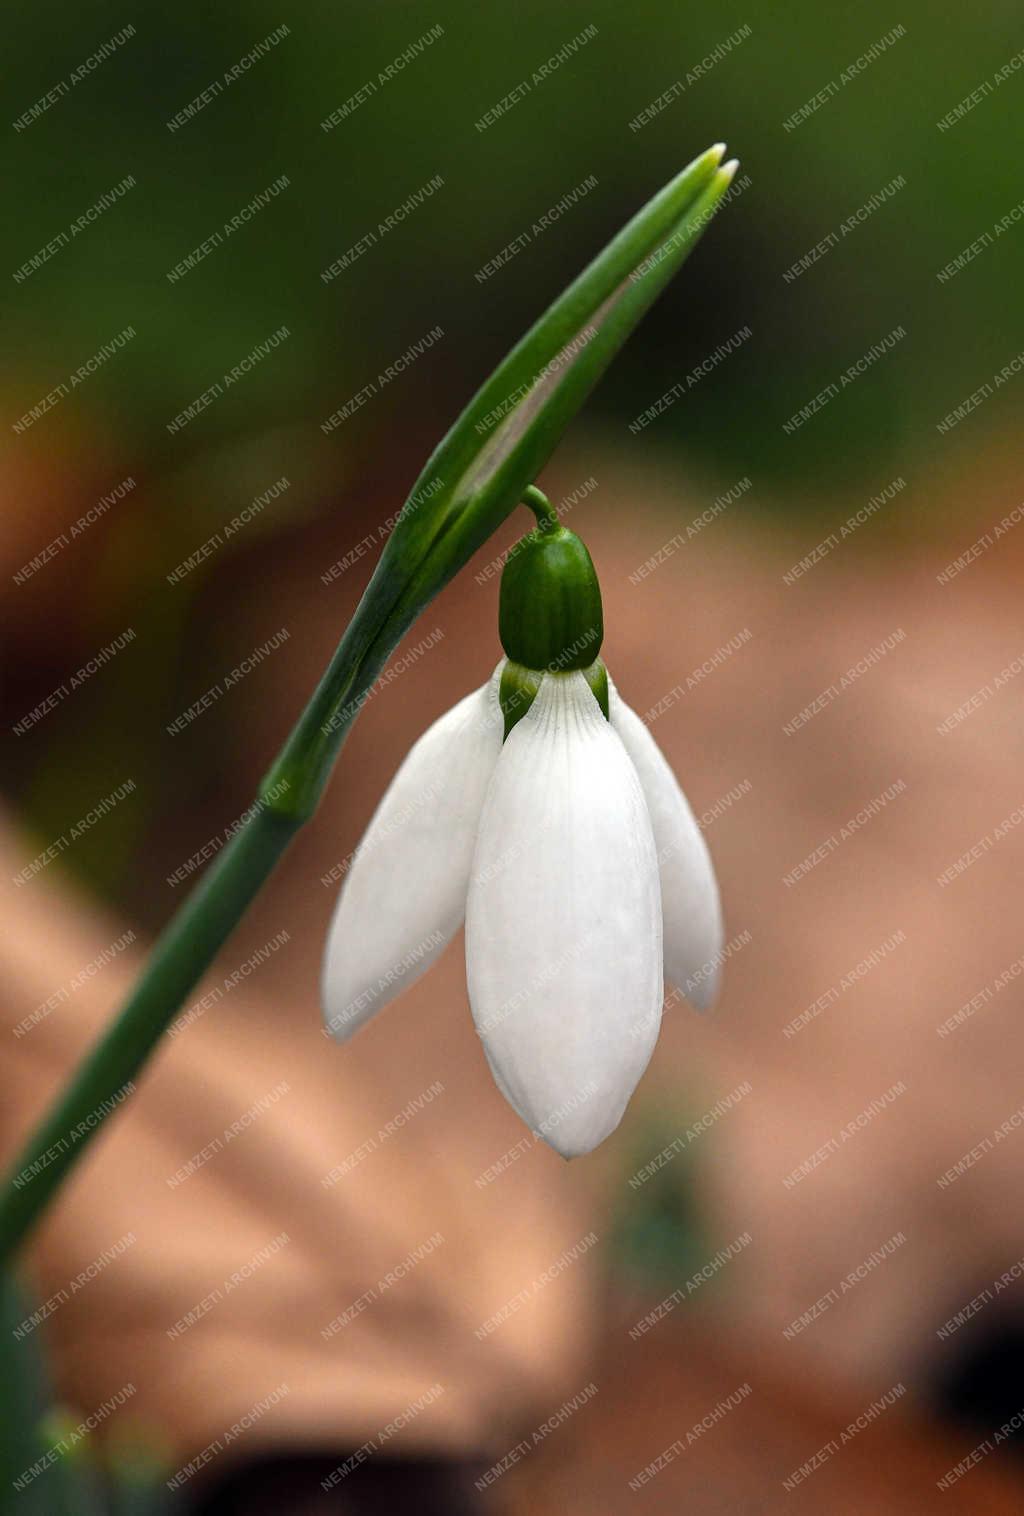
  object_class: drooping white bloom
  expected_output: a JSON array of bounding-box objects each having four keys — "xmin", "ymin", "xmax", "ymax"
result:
[{"xmin": 322, "ymin": 662, "xmax": 723, "ymax": 1156}]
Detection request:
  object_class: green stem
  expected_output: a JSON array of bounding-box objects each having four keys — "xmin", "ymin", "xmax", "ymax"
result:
[
  {"xmin": 522, "ymin": 485, "xmax": 560, "ymax": 534},
  {"xmin": 0, "ymin": 611, "xmax": 383, "ymax": 1265},
  {"xmin": 0, "ymin": 561, "xmax": 428, "ymax": 1265},
  {"xmin": 0, "ymin": 808, "xmax": 297, "ymax": 1263}
]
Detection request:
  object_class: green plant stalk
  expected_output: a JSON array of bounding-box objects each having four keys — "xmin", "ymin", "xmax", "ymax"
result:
[
  {"xmin": 0, "ymin": 145, "xmax": 738, "ymax": 1264},
  {"xmin": 0, "ymin": 810, "xmax": 296, "ymax": 1262},
  {"xmin": 0, "ymin": 612, "xmax": 387, "ymax": 1264}
]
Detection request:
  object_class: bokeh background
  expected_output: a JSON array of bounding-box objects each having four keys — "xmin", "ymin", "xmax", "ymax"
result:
[{"xmin": 3, "ymin": 0, "xmax": 1024, "ymax": 1511}]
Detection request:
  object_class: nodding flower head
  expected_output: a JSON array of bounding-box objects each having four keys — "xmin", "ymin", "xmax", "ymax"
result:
[{"xmin": 322, "ymin": 489, "xmax": 723, "ymax": 1157}]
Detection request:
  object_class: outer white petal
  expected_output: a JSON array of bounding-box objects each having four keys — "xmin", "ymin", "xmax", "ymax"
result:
[
  {"xmin": 466, "ymin": 672, "xmax": 662, "ymax": 1158},
  {"xmin": 608, "ymin": 677, "xmax": 723, "ymax": 1010},
  {"xmin": 322, "ymin": 665, "xmax": 504, "ymax": 1040}
]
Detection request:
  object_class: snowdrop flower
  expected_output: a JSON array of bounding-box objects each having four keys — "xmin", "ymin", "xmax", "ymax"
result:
[{"xmin": 322, "ymin": 489, "xmax": 722, "ymax": 1156}]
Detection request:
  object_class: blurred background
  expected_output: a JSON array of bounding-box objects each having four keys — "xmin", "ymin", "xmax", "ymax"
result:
[{"xmin": 3, "ymin": 0, "xmax": 1024, "ymax": 1510}]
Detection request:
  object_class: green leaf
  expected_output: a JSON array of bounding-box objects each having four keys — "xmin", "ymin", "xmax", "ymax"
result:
[{"xmin": 383, "ymin": 144, "xmax": 736, "ymax": 616}]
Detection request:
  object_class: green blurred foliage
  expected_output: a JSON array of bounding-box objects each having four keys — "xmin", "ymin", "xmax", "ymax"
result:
[
  {"xmin": 606, "ymin": 1107, "xmax": 709, "ymax": 1294},
  {"xmin": 4, "ymin": 0, "xmax": 1020, "ymax": 500},
  {"xmin": 0, "ymin": 1272, "xmax": 171, "ymax": 1514}
]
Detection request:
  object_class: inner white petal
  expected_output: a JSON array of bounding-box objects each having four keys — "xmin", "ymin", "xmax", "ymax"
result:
[
  {"xmin": 607, "ymin": 675, "xmax": 723, "ymax": 1010},
  {"xmin": 466, "ymin": 671, "xmax": 663, "ymax": 1157},
  {"xmin": 322, "ymin": 662, "xmax": 504, "ymax": 1041}
]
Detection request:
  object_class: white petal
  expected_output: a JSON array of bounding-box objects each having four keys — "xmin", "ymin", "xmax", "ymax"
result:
[
  {"xmin": 466, "ymin": 672, "xmax": 662, "ymax": 1157},
  {"xmin": 608, "ymin": 678, "xmax": 723, "ymax": 1010},
  {"xmin": 322, "ymin": 664, "xmax": 504, "ymax": 1040}
]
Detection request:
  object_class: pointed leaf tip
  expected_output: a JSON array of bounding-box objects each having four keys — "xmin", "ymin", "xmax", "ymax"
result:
[{"xmin": 365, "ymin": 144, "xmax": 740, "ymax": 652}]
